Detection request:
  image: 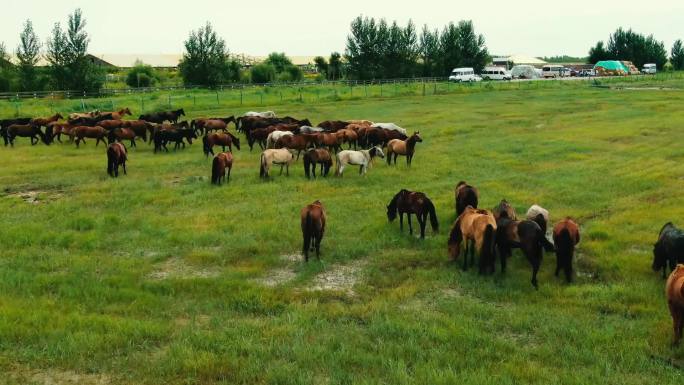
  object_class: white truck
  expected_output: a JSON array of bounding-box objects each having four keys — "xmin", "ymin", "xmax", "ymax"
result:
[
  {"xmin": 449, "ymin": 68, "xmax": 482, "ymax": 82},
  {"xmin": 642, "ymin": 63, "xmax": 657, "ymax": 74}
]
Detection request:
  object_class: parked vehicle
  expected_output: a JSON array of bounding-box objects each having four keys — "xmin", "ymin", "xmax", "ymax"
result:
[
  {"xmin": 449, "ymin": 68, "xmax": 482, "ymax": 82},
  {"xmin": 642, "ymin": 63, "xmax": 657, "ymax": 74},
  {"xmin": 480, "ymin": 66, "xmax": 511, "ymax": 81},
  {"xmin": 542, "ymin": 65, "xmax": 568, "ymax": 78},
  {"xmin": 577, "ymin": 69, "xmax": 596, "ymax": 77}
]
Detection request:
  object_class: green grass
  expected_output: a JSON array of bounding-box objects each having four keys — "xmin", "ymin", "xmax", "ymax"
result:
[{"xmin": 2, "ymin": 83, "xmax": 684, "ymax": 384}]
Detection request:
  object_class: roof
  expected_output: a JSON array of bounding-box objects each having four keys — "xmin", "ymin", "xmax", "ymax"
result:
[
  {"xmin": 91, "ymin": 54, "xmax": 182, "ymax": 68},
  {"xmin": 493, "ymin": 54, "xmax": 547, "ymax": 65}
]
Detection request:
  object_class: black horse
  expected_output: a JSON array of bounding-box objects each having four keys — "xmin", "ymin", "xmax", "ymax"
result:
[
  {"xmin": 496, "ymin": 217, "xmax": 555, "ymax": 289},
  {"xmin": 153, "ymin": 126, "xmax": 197, "ymax": 153},
  {"xmin": 653, "ymin": 222, "xmax": 684, "ymax": 278},
  {"xmin": 69, "ymin": 113, "xmax": 114, "ymax": 127},
  {"xmin": 1, "ymin": 118, "xmax": 32, "ymax": 146},
  {"xmin": 140, "ymin": 109, "xmax": 185, "ymax": 124},
  {"xmin": 386, "ymin": 189, "xmax": 439, "ymax": 239}
]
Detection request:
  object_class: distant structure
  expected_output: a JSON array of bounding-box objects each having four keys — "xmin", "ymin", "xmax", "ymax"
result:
[{"xmin": 491, "ymin": 54, "xmax": 547, "ymax": 69}]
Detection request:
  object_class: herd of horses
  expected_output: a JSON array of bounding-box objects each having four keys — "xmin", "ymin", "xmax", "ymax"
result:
[{"xmin": 4, "ymin": 107, "xmax": 684, "ymax": 345}]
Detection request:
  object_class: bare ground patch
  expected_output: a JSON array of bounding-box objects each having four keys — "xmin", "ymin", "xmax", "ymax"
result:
[
  {"xmin": 252, "ymin": 254, "xmax": 301, "ymax": 287},
  {"xmin": 308, "ymin": 260, "xmax": 368, "ymax": 296},
  {"xmin": 147, "ymin": 257, "xmax": 221, "ymax": 280},
  {"xmin": 5, "ymin": 365, "xmax": 111, "ymax": 385},
  {"xmin": 3, "ymin": 188, "xmax": 63, "ymax": 205}
]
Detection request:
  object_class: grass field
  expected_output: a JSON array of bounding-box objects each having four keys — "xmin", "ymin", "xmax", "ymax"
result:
[{"xmin": 2, "ymin": 83, "xmax": 684, "ymax": 384}]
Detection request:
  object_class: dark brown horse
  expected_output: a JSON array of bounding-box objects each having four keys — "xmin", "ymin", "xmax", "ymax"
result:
[
  {"xmin": 211, "ymin": 152, "xmax": 234, "ymax": 185},
  {"xmin": 31, "ymin": 113, "xmax": 63, "ymax": 128},
  {"xmin": 301, "ymin": 200, "xmax": 326, "ymax": 262},
  {"xmin": 317, "ymin": 120, "xmax": 349, "ymax": 132},
  {"xmin": 496, "ymin": 217, "xmax": 555, "ymax": 289},
  {"xmin": 303, "ymin": 148, "xmax": 333, "ymax": 178},
  {"xmin": 493, "ymin": 199, "xmax": 518, "ymax": 221},
  {"xmin": 552, "ymin": 218, "xmax": 580, "ymax": 283},
  {"xmin": 276, "ymin": 134, "xmax": 316, "ymax": 160},
  {"xmin": 315, "ymin": 133, "xmax": 343, "ymax": 153},
  {"xmin": 1, "ymin": 118, "xmax": 32, "ymax": 145},
  {"xmin": 68, "ymin": 113, "xmax": 114, "ymax": 126},
  {"xmin": 653, "ymin": 223, "xmax": 684, "ymax": 278},
  {"xmin": 386, "ymin": 132, "xmax": 422, "ymax": 166},
  {"xmin": 455, "ymin": 181, "xmax": 479, "ymax": 216},
  {"xmin": 74, "ymin": 126, "xmax": 107, "ymax": 147},
  {"xmin": 153, "ymin": 125, "xmax": 196, "ymax": 153},
  {"xmin": 364, "ymin": 128, "xmax": 407, "ymax": 147},
  {"xmin": 387, "ymin": 189, "xmax": 439, "ymax": 239},
  {"xmin": 139, "ymin": 109, "xmax": 185, "ymax": 124},
  {"xmin": 6, "ymin": 124, "xmax": 48, "ymax": 146},
  {"xmin": 108, "ymin": 127, "xmax": 141, "ymax": 148},
  {"xmin": 247, "ymin": 126, "xmax": 276, "ymax": 151},
  {"xmin": 203, "ymin": 132, "xmax": 241, "ymax": 157},
  {"xmin": 107, "ymin": 142, "xmax": 127, "ymax": 177}
]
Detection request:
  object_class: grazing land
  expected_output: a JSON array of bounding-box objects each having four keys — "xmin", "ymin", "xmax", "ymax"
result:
[{"xmin": 2, "ymin": 84, "xmax": 684, "ymax": 384}]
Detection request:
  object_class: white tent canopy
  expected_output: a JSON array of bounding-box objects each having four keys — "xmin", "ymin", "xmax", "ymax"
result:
[{"xmin": 494, "ymin": 54, "xmax": 547, "ymax": 66}]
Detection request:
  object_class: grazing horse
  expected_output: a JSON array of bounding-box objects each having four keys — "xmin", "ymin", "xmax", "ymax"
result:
[
  {"xmin": 153, "ymin": 127, "xmax": 197, "ymax": 153},
  {"xmin": 315, "ymin": 133, "xmax": 343, "ymax": 153},
  {"xmin": 303, "ymin": 148, "xmax": 333, "ymax": 179},
  {"xmin": 653, "ymin": 223, "xmax": 684, "ymax": 279},
  {"xmin": 335, "ymin": 129, "xmax": 359, "ymax": 150},
  {"xmin": 455, "ymin": 182, "xmax": 479, "ymax": 216},
  {"xmin": 666, "ymin": 265, "xmax": 684, "ymax": 345},
  {"xmin": 493, "ymin": 199, "xmax": 517, "ymax": 220},
  {"xmin": 203, "ymin": 132, "xmax": 241, "ymax": 157},
  {"xmin": 139, "ymin": 109, "xmax": 185, "ymax": 124},
  {"xmin": 6, "ymin": 124, "xmax": 48, "ymax": 146},
  {"xmin": 108, "ymin": 127, "xmax": 139, "ymax": 148},
  {"xmin": 74, "ymin": 126, "xmax": 107, "ymax": 147},
  {"xmin": 301, "ymin": 200, "xmax": 326, "ymax": 262},
  {"xmin": 526, "ymin": 205, "xmax": 550, "ymax": 233},
  {"xmin": 211, "ymin": 152, "xmax": 234, "ymax": 185},
  {"xmin": 448, "ymin": 206, "xmax": 497, "ymax": 274},
  {"xmin": 386, "ymin": 131, "xmax": 423, "ymax": 166},
  {"xmin": 276, "ymin": 134, "xmax": 316, "ymax": 160},
  {"xmin": 552, "ymin": 218, "xmax": 580, "ymax": 283},
  {"xmin": 335, "ymin": 147, "xmax": 385, "ymax": 176},
  {"xmin": 260, "ymin": 149, "xmax": 295, "ymax": 178},
  {"xmin": 496, "ymin": 216, "xmax": 555, "ymax": 289},
  {"xmin": 267, "ymin": 130, "xmax": 294, "ymax": 149},
  {"xmin": 107, "ymin": 142, "xmax": 127, "ymax": 177},
  {"xmin": 317, "ymin": 120, "xmax": 349, "ymax": 132},
  {"xmin": 387, "ymin": 189, "xmax": 439, "ymax": 239},
  {"xmin": 31, "ymin": 113, "xmax": 63, "ymax": 128}
]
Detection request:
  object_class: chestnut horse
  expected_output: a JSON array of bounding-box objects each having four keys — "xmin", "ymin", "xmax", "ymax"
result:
[
  {"xmin": 31, "ymin": 113, "xmax": 63, "ymax": 128},
  {"xmin": 301, "ymin": 200, "xmax": 326, "ymax": 262},
  {"xmin": 496, "ymin": 216, "xmax": 555, "ymax": 289},
  {"xmin": 104, "ymin": 108, "xmax": 132, "ymax": 120},
  {"xmin": 315, "ymin": 133, "xmax": 343, "ymax": 153},
  {"xmin": 455, "ymin": 181, "xmax": 479, "ymax": 216},
  {"xmin": 666, "ymin": 265, "xmax": 684, "ymax": 345},
  {"xmin": 386, "ymin": 132, "xmax": 422, "ymax": 166},
  {"xmin": 552, "ymin": 218, "xmax": 580, "ymax": 283},
  {"xmin": 211, "ymin": 152, "xmax": 234, "ymax": 185},
  {"xmin": 107, "ymin": 142, "xmax": 127, "ymax": 177},
  {"xmin": 303, "ymin": 148, "xmax": 333, "ymax": 179},
  {"xmin": 448, "ymin": 206, "xmax": 497, "ymax": 273},
  {"xmin": 387, "ymin": 189, "xmax": 439, "ymax": 239},
  {"xmin": 203, "ymin": 132, "xmax": 241, "ymax": 157},
  {"xmin": 335, "ymin": 129, "xmax": 359, "ymax": 150},
  {"xmin": 108, "ymin": 127, "xmax": 140, "ymax": 148},
  {"xmin": 98, "ymin": 119, "xmax": 126, "ymax": 131},
  {"xmin": 48, "ymin": 122, "xmax": 74, "ymax": 143},
  {"xmin": 74, "ymin": 126, "xmax": 107, "ymax": 147},
  {"xmin": 276, "ymin": 134, "xmax": 316, "ymax": 160}
]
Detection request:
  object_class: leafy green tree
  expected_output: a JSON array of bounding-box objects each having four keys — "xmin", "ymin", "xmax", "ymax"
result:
[
  {"xmin": 588, "ymin": 41, "xmax": 609, "ymax": 64},
  {"xmin": 589, "ymin": 28, "xmax": 668, "ymax": 68},
  {"xmin": 264, "ymin": 52, "xmax": 292, "ymax": 73},
  {"xmin": 0, "ymin": 42, "xmax": 14, "ymax": 91},
  {"xmin": 419, "ymin": 26, "xmax": 439, "ymax": 76},
  {"xmin": 314, "ymin": 56, "xmax": 328, "ymax": 77},
  {"xmin": 670, "ymin": 39, "xmax": 684, "ymax": 70},
  {"xmin": 328, "ymin": 52, "xmax": 343, "ymax": 80},
  {"xmin": 259, "ymin": 52, "xmax": 303, "ymax": 82},
  {"xmin": 126, "ymin": 60, "xmax": 158, "ymax": 88},
  {"xmin": 179, "ymin": 22, "xmax": 240, "ymax": 87},
  {"xmin": 16, "ymin": 20, "xmax": 41, "ymax": 91},
  {"xmin": 250, "ymin": 63, "xmax": 276, "ymax": 83}
]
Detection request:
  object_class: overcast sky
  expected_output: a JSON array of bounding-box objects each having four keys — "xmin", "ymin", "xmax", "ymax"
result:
[{"xmin": 1, "ymin": 0, "xmax": 682, "ymax": 58}]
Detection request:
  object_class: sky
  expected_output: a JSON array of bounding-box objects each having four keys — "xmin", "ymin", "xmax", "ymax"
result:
[{"xmin": 1, "ymin": 0, "xmax": 683, "ymax": 58}]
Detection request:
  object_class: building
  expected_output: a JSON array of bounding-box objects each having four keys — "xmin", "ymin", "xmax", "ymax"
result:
[{"xmin": 492, "ymin": 54, "xmax": 547, "ymax": 69}]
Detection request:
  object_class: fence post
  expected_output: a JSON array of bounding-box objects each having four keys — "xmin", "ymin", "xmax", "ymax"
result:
[
  {"xmin": 168, "ymin": 94, "xmax": 171, "ymax": 108},
  {"xmin": 299, "ymin": 88, "xmax": 303, "ymax": 102},
  {"xmin": 422, "ymin": 80, "xmax": 426, "ymax": 96},
  {"xmin": 141, "ymin": 97, "xmax": 144, "ymax": 113},
  {"xmin": 380, "ymin": 82, "xmax": 383, "ymax": 97},
  {"xmin": 216, "ymin": 91, "xmax": 220, "ymax": 105},
  {"xmin": 260, "ymin": 93, "xmax": 264, "ymax": 105},
  {"xmin": 240, "ymin": 87, "xmax": 243, "ymax": 106},
  {"xmin": 433, "ymin": 80, "xmax": 437, "ymax": 94}
]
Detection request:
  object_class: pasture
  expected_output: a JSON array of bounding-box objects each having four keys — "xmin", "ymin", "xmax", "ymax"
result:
[{"xmin": 2, "ymin": 85, "xmax": 684, "ymax": 384}]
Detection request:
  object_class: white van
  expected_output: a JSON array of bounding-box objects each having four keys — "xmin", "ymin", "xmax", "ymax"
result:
[
  {"xmin": 449, "ymin": 68, "xmax": 482, "ymax": 82},
  {"xmin": 481, "ymin": 66, "xmax": 511, "ymax": 81},
  {"xmin": 542, "ymin": 65, "xmax": 567, "ymax": 78},
  {"xmin": 642, "ymin": 63, "xmax": 657, "ymax": 74}
]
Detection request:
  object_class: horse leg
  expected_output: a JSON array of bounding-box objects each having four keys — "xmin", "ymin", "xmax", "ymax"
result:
[
  {"xmin": 131, "ymin": 139, "xmax": 136, "ymax": 148},
  {"xmin": 407, "ymin": 214, "xmax": 413, "ymax": 235},
  {"xmin": 303, "ymin": 232, "xmax": 311, "ymax": 262},
  {"xmin": 399, "ymin": 212, "xmax": 404, "ymax": 232},
  {"xmin": 279, "ymin": 164, "xmax": 284, "ymax": 175},
  {"xmin": 419, "ymin": 213, "xmax": 427, "ymax": 239},
  {"xmin": 463, "ymin": 240, "xmax": 469, "ymax": 271},
  {"xmin": 286, "ymin": 164, "xmax": 290, "ymax": 176},
  {"xmin": 122, "ymin": 159, "xmax": 127, "ymax": 175}
]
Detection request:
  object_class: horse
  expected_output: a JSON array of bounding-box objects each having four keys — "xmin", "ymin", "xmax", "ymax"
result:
[
  {"xmin": 496, "ymin": 216, "xmax": 555, "ymax": 289},
  {"xmin": 315, "ymin": 133, "xmax": 343, "ymax": 153},
  {"xmin": 139, "ymin": 109, "xmax": 185, "ymax": 124},
  {"xmin": 98, "ymin": 119, "xmax": 126, "ymax": 131},
  {"xmin": 335, "ymin": 129, "xmax": 359, "ymax": 150},
  {"xmin": 364, "ymin": 128, "xmax": 407, "ymax": 147},
  {"xmin": 74, "ymin": 126, "xmax": 107, "ymax": 148},
  {"xmin": 666, "ymin": 265, "xmax": 684, "ymax": 345},
  {"xmin": 299, "ymin": 126, "xmax": 326, "ymax": 134},
  {"xmin": 69, "ymin": 113, "xmax": 114, "ymax": 127},
  {"xmin": 386, "ymin": 132, "xmax": 422, "ymax": 166},
  {"xmin": 455, "ymin": 182, "xmax": 479, "ymax": 216},
  {"xmin": 211, "ymin": 152, "xmax": 234, "ymax": 185},
  {"xmin": 526, "ymin": 205, "xmax": 550, "ymax": 233},
  {"xmin": 203, "ymin": 132, "xmax": 241, "ymax": 157},
  {"xmin": 387, "ymin": 189, "xmax": 439, "ymax": 239},
  {"xmin": 317, "ymin": 120, "xmax": 349, "ymax": 132},
  {"xmin": 303, "ymin": 148, "xmax": 333, "ymax": 179},
  {"xmin": 48, "ymin": 122, "xmax": 75, "ymax": 143},
  {"xmin": 260, "ymin": 149, "xmax": 295, "ymax": 178},
  {"xmin": 108, "ymin": 127, "xmax": 139, "ymax": 148},
  {"xmin": 301, "ymin": 200, "xmax": 326, "ymax": 262},
  {"xmin": 653, "ymin": 223, "xmax": 684, "ymax": 279},
  {"xmin": 104, "ymin": 108, "xmax": 132, "ymax": 120},
  {"xmin": 68, "ymin": 110, "xmax": 99, "ymax": 121},
  {"xmin": 243, "ymin": 111, "xmax": 277, "ymax": 118},
  {"xmin": 107, "ymin": 142, "xmax": 127, "ymax": 177},
  {"xmin": 121, "ymin": 120, "xmax": 151, "ymax": 142},
  {"xmin": 153, "ymin": 127, "xmax": 197, "ymax": 153},
  {"xmin": 493, "ymin": 199, "xmax": 517, "ymax": 220},
  {"xmin": 30, "ymin": 113, "xmax": 63, "ymax": 128},
  {"xmin": 6, "ymin": 124, "xmax": 48, "ymax": 146},
  {"xmin": 276, "ymin": 134, "xmax": 317, "ymax": 160},
  {"xmin": 346, "ymin": 120, "xmax": 374, "ymax": 126},
  {"xmin": 1, "ymin": 118, "xmax": 32, "ymax": 145},
  {"xmin": 371, "ymin": 122, "xmax": 407, "ymax": 136},
  {"xmin": 335, "ymin": 147, "xmax": 385, "ymax": 176},
  {"xmin": 267, "ymin": 130, "xmax": 294, "ymax": 149},
  {"xmin": 552, "ymin": 218, "xmax": 580, "ymax": 283},
  {"xmin": 448, "ymin": 206, "xmax": 497, "ymax": 274},
  {"xmin": 247, "ymin": 126, "xmax": 276, "ymax": 151},
  {"xmin": 192, "ymin": 117, "xmax": 236, "ymax": 136}
]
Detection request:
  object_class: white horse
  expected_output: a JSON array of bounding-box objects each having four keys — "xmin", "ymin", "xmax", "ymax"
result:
[
  {"xmin": 371, "ymin": 123, "xmax": 407, "ymax": 136},
  {"xmin": 299, "ymin": 126, "xmax": 326, "ymax": 134},
  {"xmin": 260, "ymin": 149, "xmax": 294, "ymax": 178},
  {"xmin": 266, "ymin": 130, "xmax": 294, "ymax": 149},
  {"xmin": 526, "ymin": 204, "xmax": 550, "ymax": 232},
  {"xmin": 243, "ymin": 111, "xmax": 277, "ymax": 119},
  {"xmin": 336, "ymin": 146, "xmax": 385, "ymax": 176}
]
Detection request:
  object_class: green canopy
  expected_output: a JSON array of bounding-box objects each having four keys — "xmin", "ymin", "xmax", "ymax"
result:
[{"xmin": 593, "ymin": 61, "xmax": 628, "ymax": 72}]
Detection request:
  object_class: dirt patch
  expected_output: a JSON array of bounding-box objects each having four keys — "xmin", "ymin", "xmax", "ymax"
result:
[
  {"xmin": 254, "ymin": 267, "xmax": 297, "ymax": 287},
  {"xmin": 308, "ymin": 260, "xmax": 368, "ymax": 295},
  {"xmin": 5, "ymin": 365, "xmax": 111, "ymax": 385},
  {"xmin": 147, "ymin": 257, "xmax": 220, "ymax": 280},
  {"xmin": 4, "ymin": 189, "xmax": 63, "ymax": 205}
]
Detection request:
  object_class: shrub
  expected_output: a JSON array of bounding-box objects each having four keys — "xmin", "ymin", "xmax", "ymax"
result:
[
  {"xmin": 126, "ymin": 61, "xmax": 158, "ymax": 88},
  {"xmin": 250, "ymin": 63, "xmax": 276, "ymax": 84}
]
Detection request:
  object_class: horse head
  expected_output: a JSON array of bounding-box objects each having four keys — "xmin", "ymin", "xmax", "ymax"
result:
[
  {"xmin": 653, "ymin": 241, "xmax": 667, "ymax": 272},
  {"xmin": 371, "ymin": 146, "xmax": 385, "ymax": 159},
  {"xmin": 413, "ymin": 131, "xmax": 423, "ymax": 142},
  {"xmin": 124, "ymin": 108, "xmax": 132, "ymax": 116}
]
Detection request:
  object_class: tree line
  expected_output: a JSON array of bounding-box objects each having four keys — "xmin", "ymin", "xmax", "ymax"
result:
[{"xmin": 589, "ymin": 28, "xmax": 684, "ymax": 70}]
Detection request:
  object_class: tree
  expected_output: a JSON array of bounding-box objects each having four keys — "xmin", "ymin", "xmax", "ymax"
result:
[
  {"xmin": 588, "ymin": 28, "xmax": 668, "ymax": 68},
  {"xmin": 588, "ymin": 41, "xmax": 609, "ymax": 64},
  {"xmin": 250, "ymin": 63, "xmax": 276, "ymax": 83},
  {"xmin": 45, "ymin": 23, "xmax": 69, "ymax": 90},
  {"xmin": 16, "ymin": 20, "xmax": 41, "ymax": 91},
  {"xmin": 258, "ymin": 52, "xmax": 303, "ymax": 82},
  {"xmin": 0, "ymin": 42, "xmax": 14, "ymax": 92},
  {"xmin": 179, "ymin": 22, "xmax": 240, "ymax": 87},
  {"xmin": 419, "ymin": 26, "xmax": 439, "ymax": 76},
  {"xmin": 328, "ymin": 52, "xmax": 342, "ymax": 80},
  {"xmin": 126, "ymin": 60, "xmax": 158, "ymax": 88},
  {"xmin": 313, "ymin": 56, "xmax": 328, "ymax": 77},
  {"xmin": 671, "ymin": 39, "xmax": 684, "ymax": 70},
  {"xmin": 264, "ymin": 53, "xmax": 293, "ymax": 73}
]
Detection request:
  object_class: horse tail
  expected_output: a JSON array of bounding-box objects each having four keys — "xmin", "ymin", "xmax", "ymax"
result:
[
  {"xmin": 211, "ymin": 155, "xmax": 221, "ymax": 184},
  {"xmin": 202, "ymin": 135, "xmax": 210, "ymax": 157},
  {"xmin": 259, "ymin": 152, "xmax": 267, "ymax": 178},
  {"xmin": 425, "ymin": 198, "xmax": 439, "ymax": 232},
  {"xmin": 236, "ymin": 116, "xmax": 242, "ymax": 132},
  {"xmin": 480, "ymin": 224, "xmax": 496, "ymax": 273}
]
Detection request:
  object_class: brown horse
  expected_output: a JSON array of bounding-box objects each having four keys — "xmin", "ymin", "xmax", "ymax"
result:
[
  {"xmin": 666, "ymin": 265, "xmax": 684, "ymax": 345},
  {"xmin": 364, "ymin": 128, "xmax": 407, "ymax": 147},
  {"xmin": 211, "ymin": 152, "xmax": 234, "ymax": 185},
  {"xmin": 315, "ymin": 133, "xmax": 343, "ymax": 153},
  {"xmin": 317, "ymin": 120, "xmax": 349, "ymax": 132},
  {"xmin": 192, "ymin": 117, "xmax": 236, "ymax": 136},
  {"xmin": 336, "ymin": 129, "xmax": 359, "ymax": 150},
  {"xmin": 552, "ymin": 218, "xmax": 580, "ymax": 283},
  {"xmin": 386, "ymin": 132, "xmax": 423, "ymax": 166},
  {"xmin": 6, "ymin": 124, "xmax": 48, "ymax": 146},
  {"xmin": 448, "ymin": 206, "xmax": 497, "ymax": 273},
  {"xmin": 108, "ymin": 127, "xmax": 140, "ymax": 148},
  {"xmin": 247, "ymin": 126, "xmax": 276, "ymax": 151},
  {"xmin": 98, "ymin": 119, "xmax": 126, "ymax": 131},
  {"xmin": 301, "ymin": 200, "xmax": 326, "ymax": 262},
  {"xmin": 303, "ymin": 148, "xmax": 333, "ymax": 178},
  {"xmin": 74, "ymin": 126, "xmax": 107, "ymax": 148},
  {"xmin": 496, "ymin": 216, "xmax": 555, "ymax": 289},
  {"xmin": 121, "ymin": 120, "xmax": 151, "ymax": 142},
  {"xmin": 105, "ymin": 108, "xmax": 132, "ymax": 120},
  {"xmin": 387, "ymin": 189, "xmax": 439, "ymax": 239},
  {"xmin": 493, "ymin": 199, "xmax": 518, "ymax": 220},
  {"xmin": 455, "ymin": 181, "xmax": 479, "ymax": 216},
  {"xmin": 31, "ymin": 113, "xmax": 63, "ymax": 128},
  {"xmin": 276, "ymin": 134, "xmax": 315, "ymax": 160},
  {"xmin": 203, "ymin": 132, "xmax": 241, "ymax": 157},
  {"xmin": 48, "ymin": 122, "xmax": 74, "ymax": 143},
  {"xmin": 107, "ymin": 142, "xmax": 127, "ymax": 177}
]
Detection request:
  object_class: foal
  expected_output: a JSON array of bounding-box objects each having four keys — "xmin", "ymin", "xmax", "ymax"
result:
[
  {"xmin": 386, "ymin": 189, "xmax": 439, "ymax": 239},
  {"xmin": 301, "ymin": 200, "xmax": 326, "ymax": 262}
]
